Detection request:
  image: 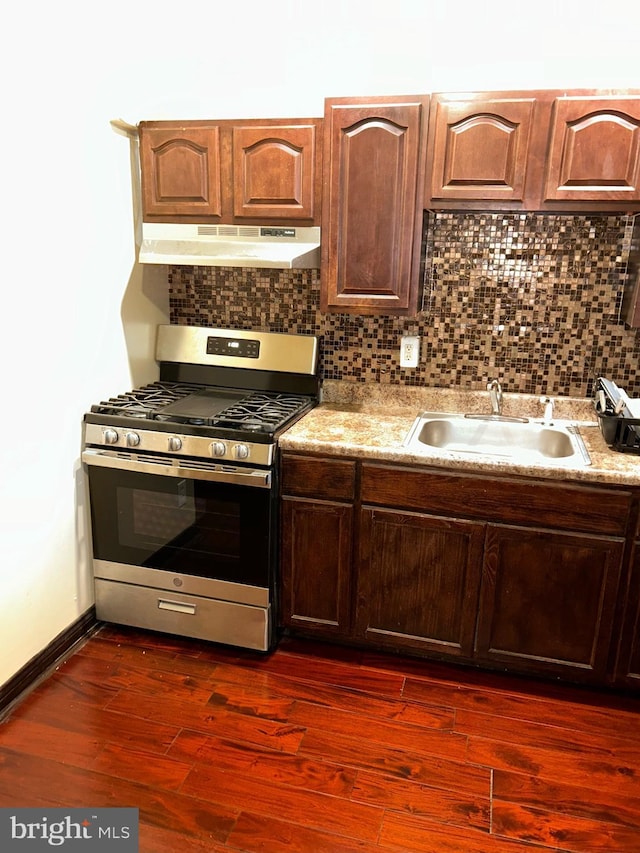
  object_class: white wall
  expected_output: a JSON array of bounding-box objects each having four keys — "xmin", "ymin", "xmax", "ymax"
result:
[{"xmin": 1, "ymin": 0, "xmax": 639, "ymax": 686}]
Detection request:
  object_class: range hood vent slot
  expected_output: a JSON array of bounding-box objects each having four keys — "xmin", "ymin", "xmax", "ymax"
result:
[{"xmin": 197, "ymin": 225, "xmax": 263, "ymax": 238}]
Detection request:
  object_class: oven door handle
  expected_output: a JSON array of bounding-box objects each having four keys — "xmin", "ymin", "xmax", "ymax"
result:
[{"xmin": 81, "ymin": 449, "xmax": 272, "ymax": 488}]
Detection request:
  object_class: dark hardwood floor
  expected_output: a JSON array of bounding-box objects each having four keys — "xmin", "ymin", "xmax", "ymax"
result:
[{"xmin": 1, "ymin": 625, "xmax": 639, "ymax": 852}]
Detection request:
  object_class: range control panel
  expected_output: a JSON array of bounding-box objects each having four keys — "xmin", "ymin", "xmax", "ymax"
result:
[{"xmin": 207, "ymin": 336, "xmax": 260, "ymax": 359}]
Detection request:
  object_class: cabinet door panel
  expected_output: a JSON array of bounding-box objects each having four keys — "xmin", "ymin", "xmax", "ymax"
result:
[
  {"xmin": 615, "ymin": 543, "xmax": 640, "ymax": 689},
  {"xmin": 338, "ymin": 118, "xmax": 407, "ymax": 297},
  {"xmin": 428, "ymin": 96, "xmax": 538, "ymax": 203},
  {"xmin": 140, "ymin": 127, "xmax": 223, "ymax": 218},
  {"xmin": 322, "ymin": 97, "xmax": 428, "ymax": 315},
  {"xmin": 281, "ymin": 498, "xmax": 353, "ymax": 636},
  {"xmin": 356, "ymin": 508, "xmax": 484, "ymax": 657},
  {"xmin": 544, "ymin": 97, "xmax": 640, "ymax": 202},
  {"xmin": 232, "ymin": 125, "xmax": 319, "ymax": 220},
  {"xmin": 477, "ymin": 524, "xmax": 624, "ymax": 681}
]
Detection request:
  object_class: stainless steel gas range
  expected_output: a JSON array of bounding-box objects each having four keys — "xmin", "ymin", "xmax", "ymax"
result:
[{"xmin": 82, "ymin": 325, "xmax": 319, "ymax": 651}]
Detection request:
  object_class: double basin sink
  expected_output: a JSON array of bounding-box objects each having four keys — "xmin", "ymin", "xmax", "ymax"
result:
[{"xmin": 403, "ymin": 412, "xmax": 591, "ymax": 467}]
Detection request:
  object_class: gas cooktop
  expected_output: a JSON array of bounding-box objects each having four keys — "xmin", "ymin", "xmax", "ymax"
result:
[{"xmin": 90, "ymin": 381, "xmax": 314, "ymax": 435}]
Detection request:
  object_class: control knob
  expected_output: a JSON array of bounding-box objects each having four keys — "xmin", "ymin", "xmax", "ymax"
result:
[
  {"xmin": 233, "ymin": 443, "xmax": 250, "ymax": 460},
  {"xmin": 126, "ymin": 432, "xmax": 140, "ymax": 447},
  {"xmin": 168, "ymin": 436, "xmax": 182, "ymax": 452},
  {"xmin": 103, "ymin": 428, "xmax": 119, "ymax": 445},
  {"xmin": 211, "ymin": 441, "xmax": 227, "ymax": 458}
]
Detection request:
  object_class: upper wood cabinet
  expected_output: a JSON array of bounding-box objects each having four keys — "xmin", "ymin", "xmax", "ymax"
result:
[
  {"xmin": 426, "ymin": 90, "xmax": 640, "ymax": 211},
  {"xmin": 140, "ymin": 125, "xmax": 223, "ymax": 218},
  {"xmin": 231, "ymin": 125, "xmax": 319, "ymax": 220},
  {"xmin": 139, "ymin": 118, "xmax": 323, "ymax": 225},
  {"xmin": 321, "ymin": 95, "xmax": 429, "ymax": 316},
  {"xmin": 544, "ymin": 95, "xmax": 640, "ymax": 205},
  {"xmin": 426, "ymin": 93, "xmax": 545, "ymax": 207},
  {"xmin": 622, "ymin": 217, "xmax": 640, "ymax": 328}
]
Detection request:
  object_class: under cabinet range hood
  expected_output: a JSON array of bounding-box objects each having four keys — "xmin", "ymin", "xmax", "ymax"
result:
[{"xmin": 139, "ymin": 223, "xmax": 321, "ymax": 269}]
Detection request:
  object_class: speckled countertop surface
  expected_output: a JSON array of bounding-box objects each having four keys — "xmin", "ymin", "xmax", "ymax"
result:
[{"xmin": 279, "ymin": 381, "xmax": 640, "ymax": 486}]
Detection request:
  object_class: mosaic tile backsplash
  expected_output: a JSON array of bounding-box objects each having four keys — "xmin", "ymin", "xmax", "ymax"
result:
[{"xmin": 169, "ymin": 212, "xmax": 640, "ymax": 398}]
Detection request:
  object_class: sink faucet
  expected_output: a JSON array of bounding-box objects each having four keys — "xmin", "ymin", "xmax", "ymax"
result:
[
  {"xmin": 487, "ymin": 379, "xmax": 502, "ymax": 416},
  {"xmin": 540, "ymin": 395, "xmax": 554, "ymax": 425}
]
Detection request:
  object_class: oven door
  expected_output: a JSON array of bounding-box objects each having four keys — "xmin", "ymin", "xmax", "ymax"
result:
[{"xmin": 82, "ymin": 449, "xmax": 277, "ymax": 649}]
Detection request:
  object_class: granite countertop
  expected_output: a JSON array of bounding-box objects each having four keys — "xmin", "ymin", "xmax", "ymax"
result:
[{"xmin": 279, "ymin": 381, "xmax": 640, "ymax": 487}]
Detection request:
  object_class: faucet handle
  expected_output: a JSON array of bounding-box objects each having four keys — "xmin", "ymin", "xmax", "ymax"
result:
[
  {"xmin": 540, "ymin": 395, "xmax": 554, "ymax": 424},
  {"xmin": 487, "ymin": 379, "xmax": 503, "ymax": 416},
  {"xmin": 488, "ymin": 380, "xmax": 502, "ymax": 398}
]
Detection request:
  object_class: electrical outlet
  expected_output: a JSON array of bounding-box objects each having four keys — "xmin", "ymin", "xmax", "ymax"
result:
[{"xmin": 400, "ymin": 335, "xmax": 420, "ymax": 368}]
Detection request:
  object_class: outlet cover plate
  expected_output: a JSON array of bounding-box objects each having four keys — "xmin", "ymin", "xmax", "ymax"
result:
[{"xmin": 400, "ymin": 335, "xmax": 420, "ymax": 368}]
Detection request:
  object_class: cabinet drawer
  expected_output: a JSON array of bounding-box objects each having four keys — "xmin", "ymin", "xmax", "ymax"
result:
[
  {"xmin": 361, "ymin": 464, "xmax": 632, "ymax": 536},
  {"xmin": 282, "ymin": 454, "xmax": 356, "ymax": 501}
]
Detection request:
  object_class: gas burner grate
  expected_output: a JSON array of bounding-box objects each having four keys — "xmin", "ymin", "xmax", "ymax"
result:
[
  {"xmin": 91, "ymin": 382, "xmax": 205, "ymax": 419},
  {"xmin": 90, "ymin": 383, "xmax": 313, "ymax": 434},
  {"xmin": 212, "ymin": 393, "xmax": 313, "ymax": 431}
]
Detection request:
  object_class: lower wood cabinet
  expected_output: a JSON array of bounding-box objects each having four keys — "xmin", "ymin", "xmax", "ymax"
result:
[
  {"xmin": 280, "ymin": 454, "xmax": 356, "ymax": 638},
  {"xmin": 615, "ymin": 543, "xmax": 640, "ymax": 688},
  {"xmin": 355, "ymin": 508, "xmax": 484, "ymax": 657},
  {"xmin": 476, "ymin": 524, "xmax": 624, "ymax": 681},
  {"xmin": 280, "ymin": 452, "xmax": 637, "ymax": 689},
  {"xmin": 280, "ymin": 497, "xmax": 353, "ymax": 636}
]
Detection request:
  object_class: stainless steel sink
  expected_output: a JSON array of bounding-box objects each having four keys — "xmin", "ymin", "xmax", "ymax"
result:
[{"xmin": 403, "ymin": 412, "xmax": 591, "ymax": 466}]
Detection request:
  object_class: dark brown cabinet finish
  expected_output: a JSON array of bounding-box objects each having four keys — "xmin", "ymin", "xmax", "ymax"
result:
[
  {"xmin": 321, "ymin": 95, "xmax": 429, "ymax": 315},
  {"xmin": 622, "ymin": 209, "xmax": 640, "ymax": 327},
  {"xmin": 281, "ymin": 452, "xmax": 638, "ymax": 689},
  {"xmin": 356, "ymin": 508, "xmax": 484, "ymax": 657},
  {"xmin": 476, "ymin": 524, "xmax": 625, "ymax": 681},
  {"xmin": 426, "ymin": 89, "xmax": 640, "ymax": 211},
  {"xmin": 426, "ymin": 93, "xmax": 545, "ymax": 207},
  {"xmin": 544, "ymin": 96, "xmax": 640, "ymax": 205},
  {"xmin": 359, "ymin": 463, "xmax": 631, "ymax": 538},
  {"xmin": 231, "ymin": 124, "xmax": 321, "ymax": 221},
  {"xmin": 616, "ymin": 537, "xmax": 640, "ymax": 688},
  {"xmin": 139, "ymin": 119, "xmax": 322, "ymax": 225},
  {"xmin": 140, "ymin": 125, "xmax": 223, "ymax": 219},
  {"xmin": 280, "ymin": 455, "xmax": 355, "ymax": 638},
  {"xmin": 360, "ymin": 462, "xmax": 631, "ymax": 683},
  {"xmin": 281, "ymin": 499, "xmax": 353, "ymax": 636},
  {"xmin": 623, "ymin": 271, "xmax": 640, "ymax": 329}
]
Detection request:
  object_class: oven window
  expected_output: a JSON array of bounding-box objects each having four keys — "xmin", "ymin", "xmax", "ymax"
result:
[
  {"xmin": 125, "ymin": 485, "xmax": 200, "ymax": 546},
  {"xmin": 88, "ymin": 466, "xmax": 273, "ymax": 588}
]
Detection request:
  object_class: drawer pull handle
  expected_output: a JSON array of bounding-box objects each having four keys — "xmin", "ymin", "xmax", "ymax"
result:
[{"xmin": 158, "ymin": 599, "xmax": 196, "ymax": 615}]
